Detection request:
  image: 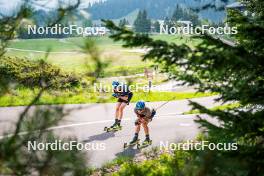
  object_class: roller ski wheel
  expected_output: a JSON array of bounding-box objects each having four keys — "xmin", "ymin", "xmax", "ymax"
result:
[
  {"xmin": 137, "ymin": 140, "xmax": 152, "ymax": 149},
  {"xmin": 123, "ymin": 139, "xmax": 140, "ymax": 149},
  {"xmin": 104, "ymin": 125, "xmax": 122, "ymax": 132}
]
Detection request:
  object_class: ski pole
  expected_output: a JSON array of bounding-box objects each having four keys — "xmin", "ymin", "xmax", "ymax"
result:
[{"xmin": 154, "ymin": 96, "xmax": 176, "ymax": 111}]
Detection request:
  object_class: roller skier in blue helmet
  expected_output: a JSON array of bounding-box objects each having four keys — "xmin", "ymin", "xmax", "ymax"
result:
[
  {"xmin": 129, "ymin": 100, "xmax": 156, "ymax": 146},
  {"xmin": 108, "ymin": 81, "xmax": 133, "ymax": 131}
]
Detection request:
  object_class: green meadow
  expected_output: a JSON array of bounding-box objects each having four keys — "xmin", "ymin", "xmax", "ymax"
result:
[
  {"xmin": 0, "ymin": 87, "xmax": 216, "ymax": 107},
  {"xmin": 6, "ymin": 35, "xmax": 201, "ymax": 75},
  {"xmin": 0, "ymin": 34, "xmax": 208, "ymax": 107}
]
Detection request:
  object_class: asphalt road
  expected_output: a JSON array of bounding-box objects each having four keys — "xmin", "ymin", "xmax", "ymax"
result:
[{"xmin": 0, "ymin": 96, "xmax": 220, "ymax": 167}]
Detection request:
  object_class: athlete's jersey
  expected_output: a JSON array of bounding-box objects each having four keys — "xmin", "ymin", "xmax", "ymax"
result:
[
  {"xmin": 134, "ymin": 107, "xmax": 154, "ymax": 119},
  {"xmin": 114, "ymin": 84, "xmax": 131, "ymax": 96}
]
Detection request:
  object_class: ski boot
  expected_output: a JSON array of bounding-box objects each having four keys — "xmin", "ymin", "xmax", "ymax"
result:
[
  {"xmin": 137, "ymin": 138, "xmax": 152, "ymax": 149},
  {"xmin": 124, "ymin": 136, "xmax": 140, "ymax": 149},
  {"xmin": 104, "ymin": 123, "xmax": 122, "ymax": 132}
]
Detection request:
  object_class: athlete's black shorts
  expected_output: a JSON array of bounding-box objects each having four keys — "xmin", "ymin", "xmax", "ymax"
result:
[{"xmin": 117, "ymin": 92, "xmax": 133, "ymax": 105}]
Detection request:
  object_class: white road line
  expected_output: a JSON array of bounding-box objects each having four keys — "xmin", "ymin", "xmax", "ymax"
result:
[
  {"xmin": 0, "ymin": 113, "xmax": 196, "ymax": 139},
  {"xmin": 48, "ymin": 113, "xmax": 189, "ymax": 130},
  {"xmin": 6, "ymin": 48, "xmax": 81, "ymax": 54},
  {"xmin": 48, "ymin": 118, "xmax": 130, "ymax": 130},
  {"xmin": 179, "ymin": 123, "xmax": 192, "ymax": 126}
]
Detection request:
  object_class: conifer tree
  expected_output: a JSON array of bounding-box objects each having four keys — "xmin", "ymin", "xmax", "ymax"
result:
[
  {"xmin": 104, "ymin": 0, "xmax": 264, "ymax": 174},
  {"xmin": 153, "ymin": 21, "xmax": 160, "ymax": 33},
  {"xmin": 134, "ymin": 10, "xmax": 151, "ymax": 33}
]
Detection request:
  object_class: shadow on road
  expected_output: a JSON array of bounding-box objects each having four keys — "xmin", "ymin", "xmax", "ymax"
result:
[
  {"xmin": 83, "ymin": 132, "xmax": 115, "ymax": 143},
  {"xmin": 115, "ymin": 147, "xmax": 140, "ymax": 158}
]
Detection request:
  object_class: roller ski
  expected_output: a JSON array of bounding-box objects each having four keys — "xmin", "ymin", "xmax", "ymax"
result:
[
  {"xmin": 124, "ymin": 137, "xmax": 140, "ymax": 149},
  {"xmin": 104, "ymin": 124, "xmax": 122, "ymax": 132},
  {"xmin": 137, "ymin": 139, "xmax": 152, "ymax": 149}
]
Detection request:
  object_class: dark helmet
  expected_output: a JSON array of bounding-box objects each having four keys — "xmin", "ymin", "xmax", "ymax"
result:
[
  {"xmin": 136, "ymin": 100, "xmax": 145, "ymax": 110},
  {"xmin": 112, "ymin": 81, "xmax": 120, "ymax": 88}
]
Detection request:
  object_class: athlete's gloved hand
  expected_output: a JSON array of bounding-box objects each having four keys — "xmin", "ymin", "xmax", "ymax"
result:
[
  {"xmin": 112, "ymin": 93, "xmax": 118, "ymax": 98},
  {"xmin": 151, "ymin": 110, "xmax": 156, "ymax": 117},
  {"xmin": 150, "ymin": 110, "xmax": 156, "ymax": 121}
]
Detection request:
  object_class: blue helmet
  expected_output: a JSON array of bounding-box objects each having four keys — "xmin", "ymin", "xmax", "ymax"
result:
[
  {"xmin": 112, "ymin": 81, "xmax": 119, "ymax": 88},
  {"xmin": 136, "ymin": 100, "xmax": 145, "ymax": 110}
]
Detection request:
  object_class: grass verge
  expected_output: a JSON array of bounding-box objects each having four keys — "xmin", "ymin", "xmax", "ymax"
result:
[{"xmin": 0, "ymin": 88, "xmax": 216, "ymax": 107}]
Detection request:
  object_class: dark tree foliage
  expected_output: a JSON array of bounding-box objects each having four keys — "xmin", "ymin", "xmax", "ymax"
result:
[
  {"xmin": 172, "ymin": 5, "xmax": 185, "ymax": 21},
  {"xmin": 171, "ymin": 5, "xmax": 200, "ymax": 26},
  {"xmin": 133, "ymin": 10, "xmax": 151, "ymax": 33},
  {"xmin": 88, "ymin": 0, "xmax": 232, "ymax": 22},
  {"xmin": 118, "ymin": 18, "xmax": 129, "ymax": 28},
  {"xmin": 0, "ymin": 0, "xmax": 95, "ymax": 175},
  {"xmin": 103, "ymin": 0, "xmax": 264, "ymax": 174},
  {"xmin": 153, "ymin": 21, "xmax": 160, "ymax": 33}
]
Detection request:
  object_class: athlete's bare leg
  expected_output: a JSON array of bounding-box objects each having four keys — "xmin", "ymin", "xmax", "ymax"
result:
[
  {"xmin": 118, "ymin": 102, "xmax": 127, "ymax": 120},
  {"xmin": 142, "ymin": 119, "xmax": 149, "ymax": 135},
  {"xmin": 115, "ymin": 102, "xmax": 122, "ymax": 119}
]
